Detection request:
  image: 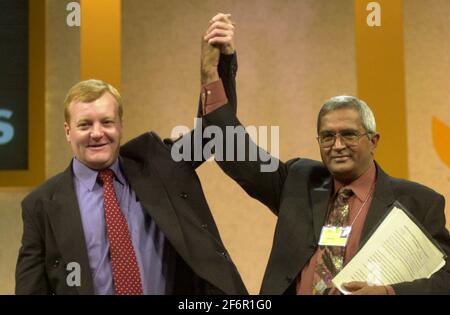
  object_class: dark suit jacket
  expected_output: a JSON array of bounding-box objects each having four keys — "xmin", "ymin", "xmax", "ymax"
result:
[
  {"xmin": 203, "ymin": 103, "xmax": 450, "ymax": 295},
  {"xmin": 15, "ymin": 55, "xmax": 247, "ymax": 295}
]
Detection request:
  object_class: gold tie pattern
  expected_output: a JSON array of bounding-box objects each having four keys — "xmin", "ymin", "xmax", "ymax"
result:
[
  {"xmin": 312, "ymin": 186, "xmax": 354, "ymax": 295},
  {"xmin": 99, "ymin": 169, "xmax": 143, "ymax": 295}
]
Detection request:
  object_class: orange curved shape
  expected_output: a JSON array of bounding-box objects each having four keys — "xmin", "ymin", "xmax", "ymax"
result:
[{"xmin": 432, "ymin": 116, "xmax": 450, "ymax": 168}]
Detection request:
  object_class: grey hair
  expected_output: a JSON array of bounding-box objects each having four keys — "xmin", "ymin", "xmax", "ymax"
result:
[{"xmin": 317, "ymin": 95, "xmax": 377, "ymax": 136}]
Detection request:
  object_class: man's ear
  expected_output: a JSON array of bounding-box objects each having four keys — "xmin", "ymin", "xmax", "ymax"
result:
[
  {"xmin": 118, "ymin": 119, "xmax": 123, "ymax": 140},
  {"xmin": 370, "ymin": 133, "xmax": 380, "ymax": 154},
  {"xmin": 64, "ymin": 122, "xmax": 71, "ymax": 143}
]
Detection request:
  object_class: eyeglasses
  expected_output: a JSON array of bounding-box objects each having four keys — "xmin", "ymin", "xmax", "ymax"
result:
[{"xmin": 316, "ymin": 130, "xmax": 370, "ymax": 148}]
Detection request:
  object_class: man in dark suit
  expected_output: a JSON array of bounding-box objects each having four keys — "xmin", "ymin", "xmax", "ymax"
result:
[
  {"xmin": 201, "ymin": 28, "xmax": 450, "ymax": 294},
  {"xmin": 15, "ymin": 14, "xmax": 246, "ymax": 295}
]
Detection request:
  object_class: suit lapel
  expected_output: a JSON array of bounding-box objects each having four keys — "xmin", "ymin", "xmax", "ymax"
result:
[
  {"xmin": 311, "ymin": 177, "xmax": 333, "ymax": 243},
  {"xmin": 310, "ymin": 163, "xmax": 396, "ymax": 249},
  {"xmin": 359, "ymin": 164, "xmax": 396, "ymax": 248},
  {"xmin": 120, "ymin": 156, "xmax": 189, "ymax": 260},
  {"xmin": 46, "ymin": 166, "xmax": 94, "ymax": 295}
]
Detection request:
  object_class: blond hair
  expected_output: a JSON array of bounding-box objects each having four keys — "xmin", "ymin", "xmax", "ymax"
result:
[{"xmin": 64, "ymin": 79, "xmax": 123, "ymax": 123}]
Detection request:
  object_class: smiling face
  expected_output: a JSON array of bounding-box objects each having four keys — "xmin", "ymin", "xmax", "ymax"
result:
[
  {"xmin": 318, "ymin": 108, "xmax": 379, "ymax": 183},
  {"xmin": 64, "ymin": 92, "xmax": 123, "ymax": 170}
]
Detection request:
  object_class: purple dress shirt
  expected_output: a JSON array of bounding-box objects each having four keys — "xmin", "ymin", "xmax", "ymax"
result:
[{"xmin": 72, "ymin": 158, "xmax": 173, "ymax": 294}]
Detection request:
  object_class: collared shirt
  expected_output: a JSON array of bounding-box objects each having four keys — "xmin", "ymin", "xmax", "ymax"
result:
[
  {"xmin": 72, "ymin": 158, "xmax": 173, "ymax": 294},
  {"xmin": 297, "ymin": 162, "xmax": 377, "ymax": 294},
  {"xmin": 201, "ymin": 79, "xmax": 229, "ymax": 115}
]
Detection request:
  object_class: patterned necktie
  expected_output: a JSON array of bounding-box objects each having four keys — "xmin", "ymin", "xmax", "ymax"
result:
[
  {"xmin": 312, "ymin": 186, "xmax": 354, "ymax": 295},
  {"xmin": 98, "ymin": 169, "xmax": 143, "ymax": 295}
]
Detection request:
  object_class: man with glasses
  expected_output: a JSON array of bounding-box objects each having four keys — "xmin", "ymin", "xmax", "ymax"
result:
[{"xmin": 200, "ymin": 29, "xmax": 450, "ymax": 294}]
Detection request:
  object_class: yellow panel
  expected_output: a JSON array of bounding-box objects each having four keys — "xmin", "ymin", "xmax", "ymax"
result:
[
  {"xmin": 80, "ymin": 0, "xmax": 121, "ymax": 89},
  {"xmin": 432, "ymin": 117, "xmax": 450, "ymax": 169},
  {"xmin": 0, "ymin": 0, "xmax": 46, "ymax": 187},
  {"xmin": 355, "ymin": 0, "xmax": 408, "ymax": 178}
]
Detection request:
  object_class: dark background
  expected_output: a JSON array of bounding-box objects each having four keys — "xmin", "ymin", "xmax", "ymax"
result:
[{"xmin": 0, "ymin": 0, "xmax": 28, "ymax": 170}]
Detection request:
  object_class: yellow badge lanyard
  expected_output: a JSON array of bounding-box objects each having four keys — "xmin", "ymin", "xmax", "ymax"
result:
[{"xmin": 319, "ymin": 182, "xmax": 376, "ymax": 247}]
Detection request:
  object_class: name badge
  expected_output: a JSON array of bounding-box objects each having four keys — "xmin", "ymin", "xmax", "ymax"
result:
[{"xmin": 318, "ymin": 226, "xmax": 352, "ymax": 247}]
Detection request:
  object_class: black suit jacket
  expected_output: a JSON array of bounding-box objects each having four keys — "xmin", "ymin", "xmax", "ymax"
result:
[
  {"xmin": 203, "ymin": 103, "xmax": 450, "ymax": 295},
  {"xmin": 15, "ymin": 55, "xmax": 247, "ymax": 295}
]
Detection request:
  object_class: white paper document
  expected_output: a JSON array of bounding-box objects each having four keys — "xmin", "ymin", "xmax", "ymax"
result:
[{"xmin": 332, "ymin": 205, "xmax": 446, "ymax": 294}]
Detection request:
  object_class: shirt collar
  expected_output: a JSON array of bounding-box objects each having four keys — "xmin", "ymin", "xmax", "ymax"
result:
[
  {"xmin": 72, "ymin": 158, "xmax": 125, "ymax": 191},
  {"xmin": 333, "ymin": 161, "xmax": 377, "ymax": 202}
]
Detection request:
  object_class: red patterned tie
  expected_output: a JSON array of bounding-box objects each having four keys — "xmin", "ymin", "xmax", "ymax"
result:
[
  {"xmin": 98, "ymin": 169, "xmax": 143, "ymax": 295},
  {"xmin": 312, "ymin": 186, "xmax": 354, "ymax": 295}
]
